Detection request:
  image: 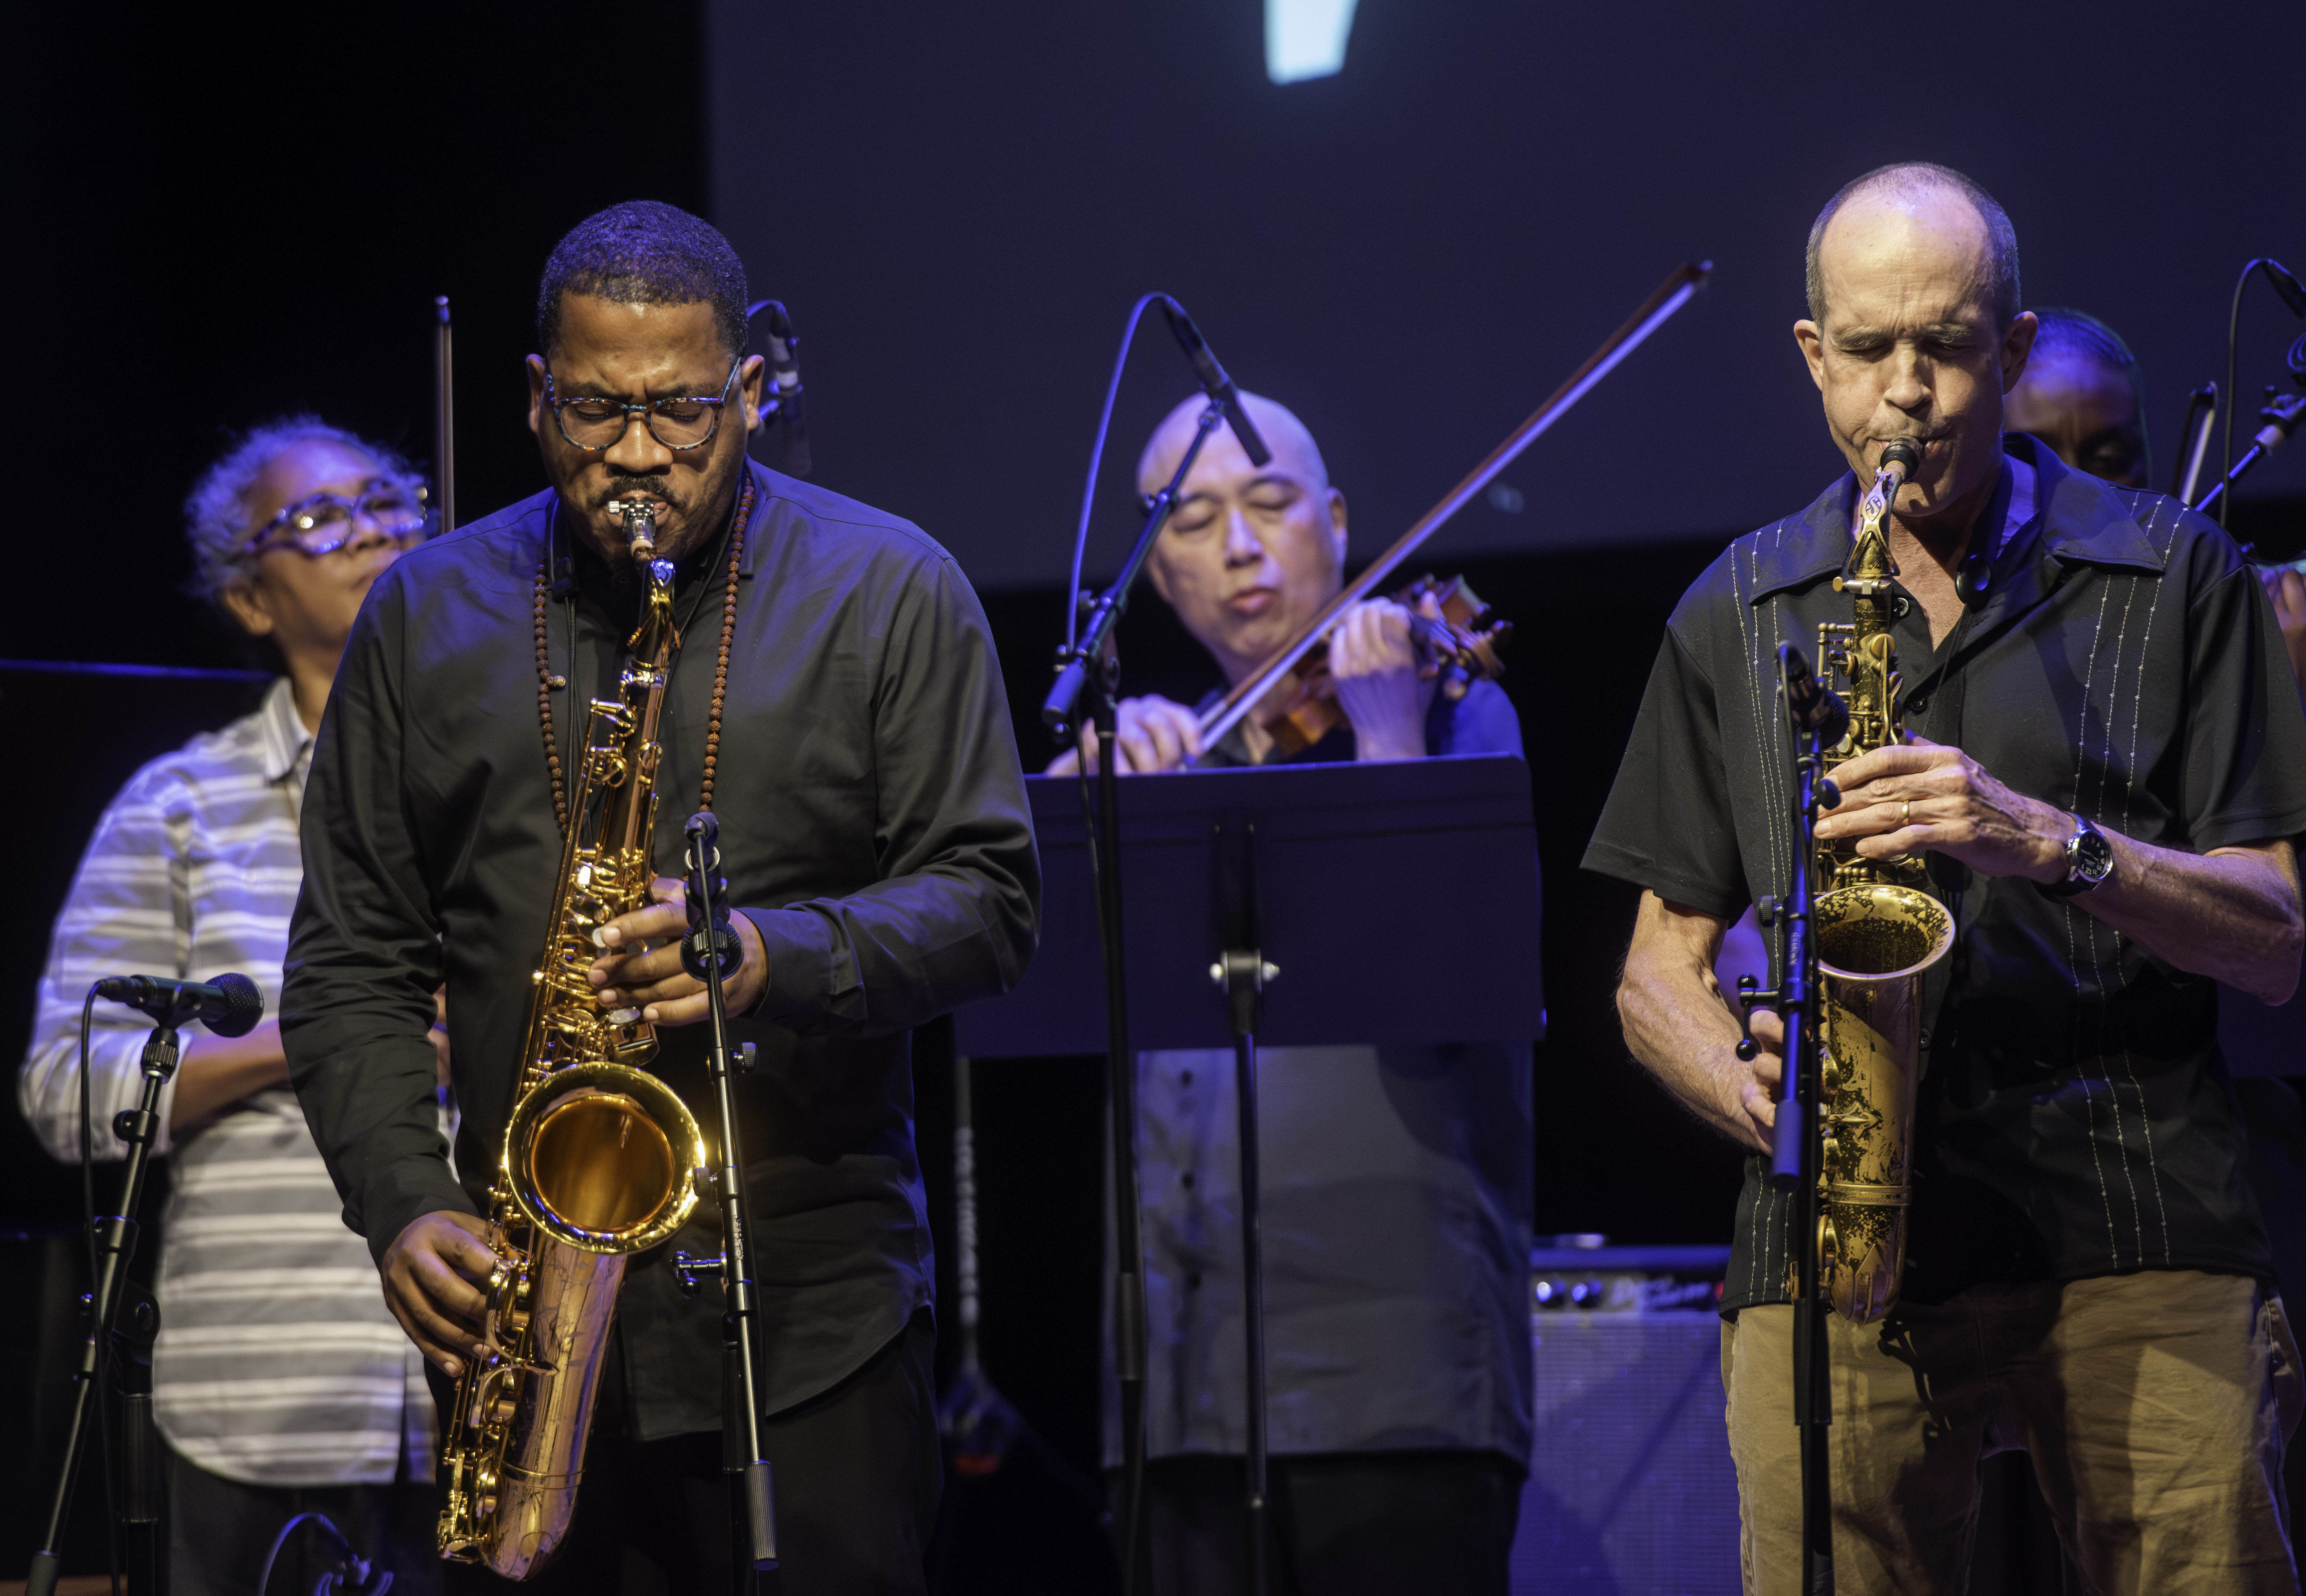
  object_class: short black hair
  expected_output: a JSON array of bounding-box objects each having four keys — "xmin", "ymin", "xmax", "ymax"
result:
[
  {"xmin": 536, "ymin": 201, "xmax": 748, "ymax": 360},
  {"xmin": 2028, "ymin": 306, "xmax": 2142, "ymax": 392},
  {"xmin": 1805, "ymin": 162, "xmax": 2020, "ymax": 329}
]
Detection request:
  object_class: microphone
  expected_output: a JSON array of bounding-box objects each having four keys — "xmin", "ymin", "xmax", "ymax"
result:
[
  {"xmin": 94, "ymin": 973, "xmax": 264, "ymax": 1037},
  {"xmin": 746, "ymin": 299, "xmax": 812, "ymax": 478},
  {"xmin": 1159, "ymin": 299, "xmax": 1272, "ymax": 467},
  {"xmin": 2263, "ymin": 259, "xmax": 2306, "ymax": 320}
]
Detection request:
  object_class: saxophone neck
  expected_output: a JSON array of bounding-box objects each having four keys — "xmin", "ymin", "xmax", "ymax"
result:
[
  {"xmin": 1839, "ymin": 440, "xmax": 1924, "ymax": 602},
  {"xmin": 610, "ymin": 500, "xmax": 681, "ymax": 659}
]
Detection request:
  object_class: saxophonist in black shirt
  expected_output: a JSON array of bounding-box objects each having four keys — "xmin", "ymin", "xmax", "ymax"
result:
[
  {"xmin": 283, "ymin": 201, "xmax": 1039, "ymax": 1595},
  {"xmin": 1585, "ymin": 163, "xmax": 2306, "ymax": 1593}
]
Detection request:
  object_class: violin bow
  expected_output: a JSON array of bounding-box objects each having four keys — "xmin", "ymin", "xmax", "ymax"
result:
[{"xmin": 1197, "ymin": 260, "xmax": 1712, "ymax": 751}]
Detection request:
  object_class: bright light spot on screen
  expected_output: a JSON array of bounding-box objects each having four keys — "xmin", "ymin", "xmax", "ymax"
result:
[{"xmin": 1265, "ymin": 0, "xmax": 1358, "ymax": 84}]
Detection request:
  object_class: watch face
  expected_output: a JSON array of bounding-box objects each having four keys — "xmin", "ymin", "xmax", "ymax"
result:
[{"xmin": 2073, "ymin": 824, "xmax": 2114, "ymax": 883}]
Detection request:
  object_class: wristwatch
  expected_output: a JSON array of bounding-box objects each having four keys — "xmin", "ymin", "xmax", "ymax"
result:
[{"xmin": 2042, "ymin": 813, "xmax": 2114, "ymax": 897}]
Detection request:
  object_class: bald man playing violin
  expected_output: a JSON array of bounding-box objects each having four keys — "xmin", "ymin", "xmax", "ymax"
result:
[
  {"xmin": 1056, "ymin": 393, "xmax": 1535, "ymax": 1596},
  {"xmin": 1052, "ymin": 391, "xmax": 1519, "ymax": 774}
]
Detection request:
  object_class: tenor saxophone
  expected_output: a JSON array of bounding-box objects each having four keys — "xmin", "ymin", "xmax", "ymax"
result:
[
  {"xmin": 1808, "ymin": 440, "xmax": 1955, "ymax": 1324},
  {"xmin": 437, "ymin": 502, "xmax": 708, "ymax": 1576}
]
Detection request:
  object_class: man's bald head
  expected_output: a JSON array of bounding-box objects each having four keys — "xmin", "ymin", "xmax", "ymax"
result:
[
  {"xmin": 1806, "ymin": 162, "xmax": 2020, "ymax": 330},
  {"xmin": 1138, "ymin": 391, "xmax": 1331, "ymax": 498},
  {"xmin": 1792, "ymin": 163, "xmax": 2038, "ymax": 536},
  {"xmin": 1137, "ymin": 391, "xmax": 1349, "ymax": 687}
]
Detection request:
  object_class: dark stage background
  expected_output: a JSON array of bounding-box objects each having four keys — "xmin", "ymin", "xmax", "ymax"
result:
[
  {"xmin": 6, "ymin": 0, "xmax": 2303, "ymax": 1588},
  {"xmin": 705, "ymin": 0, "xmax": 2306, "ymax": 590}
]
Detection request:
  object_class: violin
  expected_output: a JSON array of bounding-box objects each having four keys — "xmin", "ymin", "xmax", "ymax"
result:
[{"xmin": 1242, "ymin": 574, "xmax": 1512, "ymax": 756}]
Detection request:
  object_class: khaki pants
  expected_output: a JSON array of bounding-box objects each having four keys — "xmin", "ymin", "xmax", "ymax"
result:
[{"xmin": 1720, "ymin": 1272, "xmax": 2302, "ymax": 1595}]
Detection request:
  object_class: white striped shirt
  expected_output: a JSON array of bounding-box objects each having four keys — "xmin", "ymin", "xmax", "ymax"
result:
[{"xmin": 18, "ymin": 678, "xmax": 434, "ymax": 1488}]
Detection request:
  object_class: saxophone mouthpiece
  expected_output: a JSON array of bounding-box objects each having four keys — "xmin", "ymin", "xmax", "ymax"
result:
[
  {"xmin": 1878, "ymin": 438, "xmax": 1924, "ymax": 486},
  {"xmin": 610, "ymin": 498, "xmax": 659, "ymax": 559}
]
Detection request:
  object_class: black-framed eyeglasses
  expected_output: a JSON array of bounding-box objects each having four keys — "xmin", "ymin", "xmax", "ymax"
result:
[
  {"xmin": 248, "ymin": 481, "xmax": 431, "ymax": 559},
  {"xmin": 543, "ymin": 362, "xmax": 742, "ymax": 453}
]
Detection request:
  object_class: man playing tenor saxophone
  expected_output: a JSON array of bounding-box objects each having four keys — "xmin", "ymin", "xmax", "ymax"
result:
[
  {"xmin": 282, "ymin": 201, "xmax": 1039, "ymax": 1594},
  {"xmin": 1585, "ymin": 162, "xmax": 2306, "ymax": 1593}
]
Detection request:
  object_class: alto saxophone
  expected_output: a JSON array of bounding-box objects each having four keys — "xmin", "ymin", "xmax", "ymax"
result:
[
  {"xmin": 1808, "ymin": 440, "xmax": 1954, "ymax": 1324},
  {"xmin": 437, "ymin": 503, "xmax": 709, "ymax": 1576}
]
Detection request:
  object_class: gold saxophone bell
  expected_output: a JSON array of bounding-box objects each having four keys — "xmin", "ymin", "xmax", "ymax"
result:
[
  {"xmin": 505, "ymin": 1066, "xmax": 704, "ymax": 1253},
  {"xmin": 1812, "ymin": 882, "xmax": 1954, "ymax": 1322}
]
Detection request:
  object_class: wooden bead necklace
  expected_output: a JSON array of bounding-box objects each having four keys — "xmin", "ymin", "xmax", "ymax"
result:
[{"xmin": 532, "ymin": 475, "xmax": 754, "ymax": 834}]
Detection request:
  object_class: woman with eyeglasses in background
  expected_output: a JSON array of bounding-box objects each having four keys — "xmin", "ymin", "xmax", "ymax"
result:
[{"xmin": 17, "ymin": 419, "xmax": 448, "ymax": 1596}]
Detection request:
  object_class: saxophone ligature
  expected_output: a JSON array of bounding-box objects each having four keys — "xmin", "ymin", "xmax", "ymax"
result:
[
  {"xmin": 1807, "ymin": 438, "xmax": 1955, "ymax": 1324},
  {"xmin": 436, "ymin": 501, "xmax": 709, "ymax": 1577}
]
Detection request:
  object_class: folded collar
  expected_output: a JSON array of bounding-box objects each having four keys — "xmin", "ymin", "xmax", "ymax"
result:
[
  {"xmin": 256, "ymin": 675, "xmax": 313, "ymax": 785},
  {"xmin": 1745, "ymin": 434, "xmax": 2168, "ymax": 607}
]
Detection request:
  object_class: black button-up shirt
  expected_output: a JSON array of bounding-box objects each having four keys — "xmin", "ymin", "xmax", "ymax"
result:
[
  {"xmin": 283, "ymin": 462, "xmax": 1039, "ymax": 1433},
  {"xmin": 1584, "ymin": 437, "xmax": 2306, "ymax": 1311}
]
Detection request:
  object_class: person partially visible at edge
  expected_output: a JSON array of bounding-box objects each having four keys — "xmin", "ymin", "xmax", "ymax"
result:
[
  {"xmin": 2004, "ymin": 305, "xmax": 2151, "ymax": 488},
  {"xmin": 2010, "ymin": 295, "xmax": 2306, "ymax": 1520},
  {"xmin": 280, "ymin": 201, "xmax": 1039, "ymax": 1595},
  {"xmin": 2007, "ymin": 302, "xmax": 2305, "ymax": 1045},
  {"xmin": 2007, "ymin": 303, "xmax": 2306, "ymax": 689},
  {"xmin": 1054, "ymin": 391, "xmax": 1535, "ymax": 1596},
  {"xmin": 1585, "ymin": 161, "xmax": 2306, "ymax": 1593},
  {"xmin": 19, "ymin": 422, "xmax": 445, "ymax": 1596}
]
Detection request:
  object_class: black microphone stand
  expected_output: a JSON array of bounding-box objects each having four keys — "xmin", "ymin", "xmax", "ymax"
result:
[
  {"xmin": 1042, "ymin": 400, "xmax": 1230, "ymax": 1594},
  {"xmin": 1736, "ymin": 643, "xmax": 1847, "ymax": 1596},
  {"xmin": 2189, "ymin": 387, "xmax": 2303, "ymax": 516},
  {"xmin": 27, "ymin": 1016, "xmax": 189, "ymax": 1596},
  {"xmin": 673, "ymin": 813, "xmax": 778, "ymax": 1595}
]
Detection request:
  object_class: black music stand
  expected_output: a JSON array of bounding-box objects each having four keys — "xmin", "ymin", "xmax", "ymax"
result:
[{"xmin": 956, "ymin": 754, "xmax": 1545, "ymax": 1590}]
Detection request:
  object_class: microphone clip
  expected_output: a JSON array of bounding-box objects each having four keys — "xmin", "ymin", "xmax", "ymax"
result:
[{"xmin": 681, "ymin": 814, "xmax": 743, "ymax": 983}]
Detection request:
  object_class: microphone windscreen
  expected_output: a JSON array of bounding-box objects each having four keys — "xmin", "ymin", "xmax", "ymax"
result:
[{"xmin": 209, "ymin": 972, "xmax": 265, "ymax": 1039}]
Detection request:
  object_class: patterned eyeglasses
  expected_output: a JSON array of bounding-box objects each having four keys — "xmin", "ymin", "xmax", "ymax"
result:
[
  {"xmin": 248, "ymin": 481, "xmax": 431, "ymax": 558},
  {"xmin": 543, "ymin": 362, "xmax": 742, "ymax": 453}
]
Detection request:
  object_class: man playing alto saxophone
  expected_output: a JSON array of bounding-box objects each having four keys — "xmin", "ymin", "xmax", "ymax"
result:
[
  {"xmin": 1586, "ymin": 162, "xmax": 2306, "ymax": 1593},
  {"xmin": 282, "ymin": 202, "xmax": 1039, "ymax": 1594}
]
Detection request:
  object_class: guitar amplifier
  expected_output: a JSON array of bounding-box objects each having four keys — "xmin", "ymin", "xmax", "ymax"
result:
[{"xmin": 1509, "ymin": 1241, "xmax": 1742, "ymax": 1596}]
